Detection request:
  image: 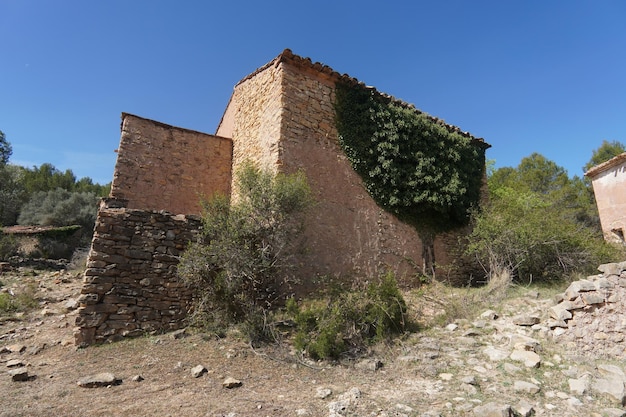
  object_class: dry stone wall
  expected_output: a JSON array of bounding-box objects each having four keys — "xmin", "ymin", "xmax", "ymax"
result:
[{"xmin": 74, "ymin": 199, "xmax": 201, "ymax": 346}]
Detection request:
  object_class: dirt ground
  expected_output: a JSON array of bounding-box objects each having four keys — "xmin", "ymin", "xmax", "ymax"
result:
[{"xmin": 1, "ymin": 264, "xmax": 625, "ymax": 417}]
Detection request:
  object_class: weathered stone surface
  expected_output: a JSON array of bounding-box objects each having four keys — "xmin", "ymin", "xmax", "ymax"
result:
[
  {"xmin": 191, "ymin": 365, "xmax": 207, "ymax": 378},
  {"xmin": 77, "ymin": 372, "xmax": 122, "ymax": 388},
  {"xmin": 568, "ymin": 376, "xmax": 590, "ymax": 395},
  {"xmin": 483, "ymin": 346, "xmax": 509, "ymax": 361},
  {"xmin": 472, "ymin": 402, "xmax": 512, "ymax": 417},
  {"xmin": 8, "ymin": 367, "xmax": 29, "ymax": 382},
  {"xmin": 222, "ymin": 377, "xmax": 242, "ymax": 388},
  {"xmin": 510, "ymin": 349, "xmax": 541, "ymax": 368},
  {"xmin": 6, "ymin": 359, "xmax": 24, "ymax": 368},
  {"xmin": 592, "ymin": 377, "xmax": 626, "ymax": 405},
  {"xmin": 512, "ymin": 314, "xmax": 540, "ymax": 326},
  {"xmin": 315, "ymin": 387, "xmax": 332, "ymax": 399},
  {"xmin": 355, "ymin": 358, "xmax": 382, "ymax": 371},
  {"xmin": 513, "ymin": 380, "xmax": 540, "ymax": 394}
]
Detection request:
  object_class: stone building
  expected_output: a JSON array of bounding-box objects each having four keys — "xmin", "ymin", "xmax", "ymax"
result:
[
  {"xmin": 586, "ymin": 152, "xmax": 626, "ymax": 244},
  {"xmin": 75, "ymin": 49, "xmax": 489, "ymax": 345}
]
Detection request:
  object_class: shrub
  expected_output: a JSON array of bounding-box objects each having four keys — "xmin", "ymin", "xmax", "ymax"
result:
[
  {"xmin": 0, "ymin": 282, "xmax": 38, "ymax": 315},
  {"xmin": 465, "ymin": 187, "xmax": 620, "ymax": 283},
  {"xmin": 0, "ymin": 232, "xmax": 19, "ymax": 261},
  {"xmin": 178, "ymin": 162, "xmax": 312, "ymax": 341},
  {"xmin": 18, "ymin": 188, "xmax": 99, "ymax": 232},
  {"xmin": 289, "ymin": 272, "xmax": 407, "ymax": 360}
]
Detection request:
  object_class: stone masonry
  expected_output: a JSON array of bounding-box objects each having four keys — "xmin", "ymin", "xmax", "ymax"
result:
[
  {"xmin": 75, "ymin": 199, "xmax": 201, "ymax": 346},
  {"xmin": 75, "ymin": 49, "xmax": 489, "ymax": 344}
]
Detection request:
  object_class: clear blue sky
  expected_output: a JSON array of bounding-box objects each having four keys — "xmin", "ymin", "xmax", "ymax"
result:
[{"xmin": 1, "ymin": 1, "xmax": 624, "ymax": 185}]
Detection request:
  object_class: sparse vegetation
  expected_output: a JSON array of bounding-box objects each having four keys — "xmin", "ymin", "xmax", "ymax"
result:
[
  {"xmin": 288, "ymin": 272, "xmax": 407, "ymax": 360},
  {"xmin": 178, "ymin": 162, "xmax": 312, "ymax": 342}
]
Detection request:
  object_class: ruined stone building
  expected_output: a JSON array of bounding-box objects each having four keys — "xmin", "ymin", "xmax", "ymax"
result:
[
  {"xmin": 586, "ymin": 152, "xmax": 626, "ymax": 244},
  {"xmin": 75, "ymin": 49, "xmax": 489, "ymax": 345}
]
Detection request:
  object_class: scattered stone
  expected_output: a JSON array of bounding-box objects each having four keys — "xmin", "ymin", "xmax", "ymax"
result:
[
  {"xmin": 328, "ymin": 399, "xmax": 350, "ymax": 416},
  {"xmin": 222, "ymin": 377, "xmax": 242, "ymax": 388},
  {"xmin": 8, "ymin": 367, "xmax": 29, "ymax": 382},
  {"xmin": 6, "ymin": 359, "xmax": 23, "ymax": 368},
  {"xmin": 461, "ymin": 375, "xmax": 477, "ymax": 385},
  {"xmin": 512, "ymin": 399, "xmax": 535, "ymax": 417},
  {"xmin": 315, "ymin": 387, "xmax": 332, "ymax": 399},
  {"xmin": 131, "ymin": 374, "xmax": 144, "ymax": 382},
  {"xmin": 445, "ymin": 323, "xmax": 458, "ymax": 331},
  {"xmin": 603, "ymin": 408, "xmax": 626, "ymax": 417},
  {"xmin": 510, "ymin": 349, "xmax": 541, "ymax": 368},
  {"xmin": 512, "ymin": 314, "xmax": 540, "ymax": 326},
  {"xmin": 472, "ymin": 402, "xmax": 512, "ymax": 417},
  {"xmin": 483, "ymin": 346, "xmax": 509, "ymax": 361},
  {"xmin": 27, "ymin": 344, "xmax": 45, "ymax": 355},
  {"xmin": 64, "ymin": 298, "xmax": 79, "ymax": 311},
  {"xmin": 191, "ymin": 364, "xmax": 207, "ymax": 378},
  {"xmin": 77, "ymin": 372, "xmax": 122, "ymax": 388},
  {"xmin": 355, "ymin": 358, "xmax": 382, "ymax": 371},
  {"xmin": 513, "ymin": 380, "xmax": 541, "ymax": 394},
  {"xmin": 591, "ymin": 377, "xmax": 626, "ymax": 406},
  {"xmin": 439, "ymin": 373, "xmax": 453, "ymax": 381},
  {"xmin": 568, "ymin": 376, "xmax": 590, "ymax": 395},
  {"xmin": 170, "ymin": 328, "xmax": 188, "ymax": 340},
  {"xmin": 4, "ymin": 344, "xmax": 26, "ymax": 354},
  {"xmin": 480, "ymin": 309, "xmax": 498, "ymax": 320}
]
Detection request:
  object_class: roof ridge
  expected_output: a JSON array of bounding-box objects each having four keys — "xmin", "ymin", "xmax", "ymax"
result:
[{"xmin": 235, "ymin": 49, "xmax": 488, "ymax": 145}]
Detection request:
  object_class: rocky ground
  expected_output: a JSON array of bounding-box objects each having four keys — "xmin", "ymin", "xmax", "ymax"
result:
[{"xmin": 2, "ymin": 260, "xmax": 626, "ymax": 417}]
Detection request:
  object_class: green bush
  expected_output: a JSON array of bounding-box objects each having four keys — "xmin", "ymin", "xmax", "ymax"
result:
[
  {"xmin": 465, "ymin": 186, "xmax": 620, "ymax": 282},
  {"xmin": 289, "ymin": 272, "xmax": 407, "ymax": 360},
  {"xmin": 0, "ymin": 283, "xmax": 38, "ymax": 315},
  {"xmin": 0, "ymin": 232, "xmax": 19, "ymax": 261},
  {"xmin": 178, "ymin": 162, "xmax": 312, "ymax": 341},
  {"xmin": 18, "ymin": 188, "xmax": 99, "ymax": 232}
]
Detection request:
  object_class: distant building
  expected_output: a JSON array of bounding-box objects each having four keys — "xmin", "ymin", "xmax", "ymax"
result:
[{"xmin": 585, "ymin": 152, "xmax": 626, "ymax": 244}]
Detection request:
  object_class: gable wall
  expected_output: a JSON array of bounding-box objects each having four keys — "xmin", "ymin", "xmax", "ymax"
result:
[
  {"xmin": 111, "ymin": 114, "xmax": 232, "ymax": 215},
  {"xmin": 590, "ymin": 158, "xmax": 626, "ymax": 243}
]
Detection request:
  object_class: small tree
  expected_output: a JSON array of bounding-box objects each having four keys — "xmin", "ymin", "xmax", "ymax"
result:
[{"xmin": 178, "ymin": 162, "xmax": 312, "ymax": 339}]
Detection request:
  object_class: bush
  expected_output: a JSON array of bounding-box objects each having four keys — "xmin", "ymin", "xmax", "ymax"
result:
[
  {"xmin": 0, "ymin": 232, "xmax": 19, "ymax": 261},
  {"xmin": 465, "ymin": 187, "xmax": 620, "ymax": 283},
  {"xmin": 18, "ymin": 188, "xmax": 99, "ymax": 232},
  {"xmin": 0, "ymin": 282, "xmax": 38, "ymax": 315},
  {"xmin": 288, "ymin": 272, "xmax": 407, "ymax": 360},
  {"xmin": 178, "ymin": 162, "xmax": 312, "ymax": 340}
]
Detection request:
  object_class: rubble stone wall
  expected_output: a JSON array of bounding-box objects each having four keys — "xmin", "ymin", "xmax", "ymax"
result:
[
  {"xmin": 111, "ymin": 113, "xmax": 232, "ymax": 215},
  {"xmin": 75, "ymin": 199, "xmax": 201, "ymax": 346}
]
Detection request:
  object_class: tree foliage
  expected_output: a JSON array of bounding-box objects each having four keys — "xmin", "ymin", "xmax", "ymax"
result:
[
  {"xmin": 466, "ymin": 154, "xmax": 620, "ymax": 282},
  {"xmin": 0, "ymin": 130, "xmax": 11, "ymax": 165},
  {"xmin": 584, "ymin": 139, "xmax": 626, "ymax": 173},
  {"xmin": 17, "ymin": 188, "xmax": 100, "ymax": 232},
  {"xmin": 178, "ymin": 163, "xmax": 312, "ymax": 340}
]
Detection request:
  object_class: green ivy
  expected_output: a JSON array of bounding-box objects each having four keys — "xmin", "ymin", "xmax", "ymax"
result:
[{"xmin": 334, "ymin": 81, "xmax": 487, "ymax": 234}]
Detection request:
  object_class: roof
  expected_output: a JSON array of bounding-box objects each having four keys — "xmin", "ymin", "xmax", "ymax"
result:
[
  {"xmin": 236, "ymin": 49, "xmax": 490, "ymax": 149},
  {"xmin": 585, "ymin": 152, "xmax": 626, "ymax": 178}
]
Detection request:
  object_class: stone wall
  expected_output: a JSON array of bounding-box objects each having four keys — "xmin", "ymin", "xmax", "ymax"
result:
[
  {"xmin": 74, "ymin": 199, "xmax": 201, "ymax": 346},
  {"xmin": 586, "ymin": 153, "xmax": 626, "ymax": 244},
  {"xmin": 111, "ymin": 113, "xmax": 232, "ymax": 215},
  {"xmin": 216, "ymin": 61, "xmax": 283, "ymax": 191}
]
